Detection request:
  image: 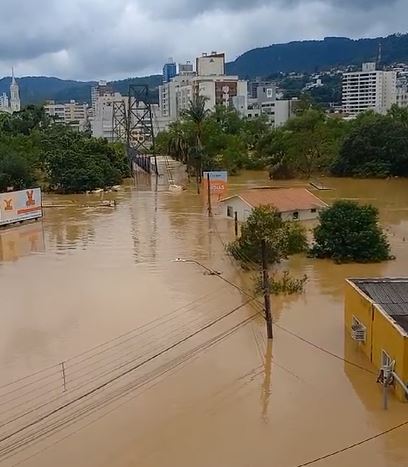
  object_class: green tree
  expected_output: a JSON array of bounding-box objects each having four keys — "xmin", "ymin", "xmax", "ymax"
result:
[
  {"xmin": 311, "ymin": 201, "xmax": 392, "ymax": 263},
  {"xmin": 332, "ymin": 114, "xmax": 408, "ymax": 177},
  {"xmin": 256, "ymin": 129, "xmax": 295, "ymax": 179},
  {"xmin": 227, "ymin": 205, "xmax": 307, "ymax": 266},
  {"xmin": 0, "ymin": 153, "xmax": 36, "ymax": 192}
]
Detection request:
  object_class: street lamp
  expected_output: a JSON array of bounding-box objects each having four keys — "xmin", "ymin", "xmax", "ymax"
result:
[{"xmin": 173, "ymin": 258, "xmax": 221, "ymax": 276}]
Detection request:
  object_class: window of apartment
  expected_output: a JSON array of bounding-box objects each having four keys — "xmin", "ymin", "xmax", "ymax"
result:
[
  {"xmin": 311, "ymin": 208, "xmax": 317, "ymax": 213},
  {"xmin": 227, "ymin": 206, "xmax": 234, "ymax": 218},
  {"xmin": 292, "ymin": 211, "xmax": 299, "ymax": 220}
]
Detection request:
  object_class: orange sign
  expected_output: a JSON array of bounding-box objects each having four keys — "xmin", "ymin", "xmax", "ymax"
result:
[{"xmin": 203, "ymin": 171, "xmax": 228, "ymax": 195}]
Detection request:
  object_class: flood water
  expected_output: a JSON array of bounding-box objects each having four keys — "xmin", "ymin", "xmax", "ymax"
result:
[{"xmin": 1, "ymin": 172, "xmax": 408, "ymax": 466}]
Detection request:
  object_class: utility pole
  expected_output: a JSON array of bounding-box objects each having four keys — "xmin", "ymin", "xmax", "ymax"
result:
[
  {"xmin": 207, "ymin": 173, "xmax": 212, "ymax": 217},
  {"xmin": 261, "ymin": 239, "xmax": 273, "ymax": 339},
  {"xmin": 234, "ymin": 212, "xmax": 239, "ymax": 237},
  {"xmin": 382, "ymin": 364, "xmax": 390, "ymax": 410}
]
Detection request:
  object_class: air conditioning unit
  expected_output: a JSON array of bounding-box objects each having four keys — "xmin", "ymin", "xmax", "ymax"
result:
[{"xmin": 351, "ymin": 324, "xmax": 366, "ymax": 343}]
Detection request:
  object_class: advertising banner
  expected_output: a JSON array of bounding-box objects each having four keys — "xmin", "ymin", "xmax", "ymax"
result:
[
  {"xmin": 0, "ymin": 188, "xmax": 43, "ymax": 227},
  {"xmin": 203, "ymin": 171, "xmax": 228, "ymax": 195}
]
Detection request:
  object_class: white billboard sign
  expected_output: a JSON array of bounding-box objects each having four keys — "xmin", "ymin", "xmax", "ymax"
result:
[{"xmin": 0, "ymin": 188, "xmax": 43, "ymax": 227}]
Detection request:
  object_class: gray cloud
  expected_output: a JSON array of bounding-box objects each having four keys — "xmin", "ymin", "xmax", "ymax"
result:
[{"xmin": 0, "ymin": 0, "xmax": 405, "ymax": 80}]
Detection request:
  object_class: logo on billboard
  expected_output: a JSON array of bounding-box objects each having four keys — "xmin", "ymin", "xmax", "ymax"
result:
[
  {"xmin": 4, "ymin": 199, "xmax": 13, "ymax": 211},
  {"xmin": 26, "ymin": 190, "xmax": 36, "ymax": 207}
]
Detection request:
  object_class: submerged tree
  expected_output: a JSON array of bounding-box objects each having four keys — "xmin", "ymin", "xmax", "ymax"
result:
[
  {"xmin": 227, "ymin": 205, "xmax": 308, "ymax": 265},
  {"xmin": 227, "ymin": 205, "xmax": 308, "ymax": 295},
  {"xmin": 311, "ymin": 200, "xmax": 392, "ymax": 263}
]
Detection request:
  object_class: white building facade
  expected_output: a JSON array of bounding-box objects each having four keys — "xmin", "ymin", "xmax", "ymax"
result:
[
  {"xmin": 44, "ymin": 100, "xmax": 89, "ymax": 131},
  {"xmin": 342, "ymin": 62, "xmax": 397, "ymax": 116},
  {"xmin": 0, "ymin": 69, "xmax": 20, "ymax": 114}
]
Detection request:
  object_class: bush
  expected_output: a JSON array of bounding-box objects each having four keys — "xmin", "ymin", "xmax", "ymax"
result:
[
  {"xmin": 255, "ymin": 271, "xmax": 308, "ymax": 295},
  {"xmin": 227, "ymin": 205, "xmax": 308, "ymax": 266},
  {"xmin": 311, "ymin": 200, "xmax": 392, "ymax": 263}
]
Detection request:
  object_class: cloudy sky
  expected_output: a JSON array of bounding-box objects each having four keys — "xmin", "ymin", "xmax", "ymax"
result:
[{"xmin": 0, "ymin": 0, "xmax": 406, "ymax": 81}]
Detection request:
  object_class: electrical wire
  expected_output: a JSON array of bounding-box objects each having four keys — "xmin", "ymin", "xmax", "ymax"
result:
[
  {"xmin": 0, "ymin": 313, "xmax": 259, "ymax": 465},
  {"xmin": 0, "ymin": 297, "xmax": 228, "ymax": 420},
  {"xmin": 0, "ymin": 284, "xmax": 227, "ymax": 393},
  {"xmin": 0, "ymin": 298, "xmax": 255, "ymax": 445},
  {"xmin": 0, "ymin": 297, "xmax": 239, "ymax": 427},
  {"xmin": 209, "ymin": 216, "xmax": 377, "ymax": 376},
  {"xmin": 295, "ymin": 419, "xmax": 408, "ymax": 466}
]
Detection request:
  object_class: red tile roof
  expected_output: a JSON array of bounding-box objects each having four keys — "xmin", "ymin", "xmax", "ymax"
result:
[{"xmin": 222, "ymin": 188, "xmax": 327, "ymax": 213}]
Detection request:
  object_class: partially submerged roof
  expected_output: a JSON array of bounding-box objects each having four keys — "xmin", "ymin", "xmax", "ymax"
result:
[
  {"xmin": 350, "ymin": 278, "xmax": 408, "ymax": 334},
  {"xmin": 220, "ymin": 187, "xmax": 327, "ymax": 213}
]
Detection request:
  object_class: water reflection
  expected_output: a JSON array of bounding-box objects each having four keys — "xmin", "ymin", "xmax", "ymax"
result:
[{"xmin": 0, "ymin": 222, "xmax": 45, "ymax": 262}]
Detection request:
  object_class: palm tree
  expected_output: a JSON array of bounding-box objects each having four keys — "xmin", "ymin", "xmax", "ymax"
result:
[{"xmin": 182, "ymin": 95, "xmax": 209, "ymax": 192}]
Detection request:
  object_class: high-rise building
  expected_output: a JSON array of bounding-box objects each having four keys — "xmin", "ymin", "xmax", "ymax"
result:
[
  {"xmin": 196, "ymin": 52, "xmax": 225, "ymax": 76},
  {"xmin": 342, "ymin": 62, "xmax": 397, "ymax": 115},
  {"xmin": 178, "ymin": 62, "xmax": 194, "ymax": 74},
  {"xmin": 158, "ymin": 52, "xmax": 247, "ymax": 128},
  {"xmin": 0, "ymin": 93, "xmax": 9, "ymax": 112},
  {"xmin": 91, "ymin": 81, "xmax": 114, "ymax": 113},
  {"xmin": 10, "ymin": 68, "xmax": 21, "ymax": 113},
  {"xmin": 163, "ymin": 59, "xmax": 177, "ymax": 83}
]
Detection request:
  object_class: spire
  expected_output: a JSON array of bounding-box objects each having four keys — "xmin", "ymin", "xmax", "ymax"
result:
[{"xmin": 9, "ymin": 67, "xmax": 20, "ymax": 113}]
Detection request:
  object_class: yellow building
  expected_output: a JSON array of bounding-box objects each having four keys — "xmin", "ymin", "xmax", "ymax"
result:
[{"xmin": 345, "ymin": 278, "xmax": 408, "ymax": 401}]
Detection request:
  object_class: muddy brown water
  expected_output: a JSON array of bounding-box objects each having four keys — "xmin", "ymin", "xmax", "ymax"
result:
[{"xmin": 0, "ymin": 173, "xmax": 408, "ymax": 466}]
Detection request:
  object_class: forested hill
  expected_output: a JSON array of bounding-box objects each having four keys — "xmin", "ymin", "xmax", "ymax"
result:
[
  {"xmin": 227, "ymin": 34, "xmax": 408, "ymax": 77},
  {"xmin": 0, "ymin": 75, "xmax": 162, "ymax": 105}
]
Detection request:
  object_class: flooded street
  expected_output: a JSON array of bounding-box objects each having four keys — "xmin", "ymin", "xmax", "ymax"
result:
[{"xmin": 1, "ymin": 172, "xmax": 408, "ymax": 466}]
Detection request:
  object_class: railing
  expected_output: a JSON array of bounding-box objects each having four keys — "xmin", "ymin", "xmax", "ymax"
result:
[{"xmin": 128, "ymin": 148, "xmax": 152, "ymax": 174}]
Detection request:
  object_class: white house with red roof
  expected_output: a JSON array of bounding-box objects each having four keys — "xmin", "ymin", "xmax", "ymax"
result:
[{"xmin": 220, "ymin": 187, "xmax": 327, "ymax": 222}]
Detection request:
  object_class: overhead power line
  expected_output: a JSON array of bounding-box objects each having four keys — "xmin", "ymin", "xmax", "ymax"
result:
[
  {"xmin": 0, "ymin": 298, "xmax": 255, "ymax": 446},
  {"xmin": 296, "ymin": 419, "xmax": 408, "ymax": 466}
]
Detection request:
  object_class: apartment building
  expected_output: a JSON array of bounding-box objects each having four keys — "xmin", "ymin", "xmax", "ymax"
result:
[
  {"xmin": 342, "ymin": 62, "xmax": 397, "ymax": 116},
  {"xmin": 44, "ymin": 100, "xmax": 89, "ymax": 131},
  {"xmin": 91, "ymin": 91, "xmax": 125, "ymax": 140},
  {"xmin": 246, "ymin": 99, "xmax": 296, "ymax": 128},
  {"xmin": 158, "ymin": 52, "xmax": 248, "ymax": 126}
]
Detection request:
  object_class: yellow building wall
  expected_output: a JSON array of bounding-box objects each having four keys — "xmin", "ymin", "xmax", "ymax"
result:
[
  {"xmin": 345, "ymin": 280, "xmax": 408, "ymax": 402},
  {"xmin": 344, "ymin": 281, "xmax": 374, "ymax": 361},
  {"xmin": 371, "ymin": 307, "xmax": 407, "ymax": 401}
]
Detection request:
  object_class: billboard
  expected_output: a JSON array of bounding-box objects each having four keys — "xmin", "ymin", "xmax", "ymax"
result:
[
  {"xmin": 203, "ymin": 171, "xmax": 228, "ymax": 195},
  {"xmin": 0, "ymin": 188, "xmax": 43, "ymax": 227}
]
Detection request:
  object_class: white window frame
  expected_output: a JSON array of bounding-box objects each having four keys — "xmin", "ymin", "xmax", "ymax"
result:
[{"xmin": 351, "ymin": 315, "xmax": 367, "ymax": 343}]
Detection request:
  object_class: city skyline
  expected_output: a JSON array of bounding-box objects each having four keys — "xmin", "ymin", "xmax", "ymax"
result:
[{"xmin": 0, "ymin": 0, "xmax": 407, "ymax": 81}]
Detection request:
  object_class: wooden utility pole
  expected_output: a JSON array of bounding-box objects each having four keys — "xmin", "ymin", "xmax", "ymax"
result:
[
  {"xmin": 261, "ymin": 240, "xmax": 273, "ymax": 339},
  {"xmin": 207, "ymin": 173, "xmax": 212, "ymax": 217}
]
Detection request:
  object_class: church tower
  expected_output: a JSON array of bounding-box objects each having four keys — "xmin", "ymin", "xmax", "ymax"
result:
[{"xmin": 10, "ymin": 68, "xmax": 21, "ymax": 113}]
